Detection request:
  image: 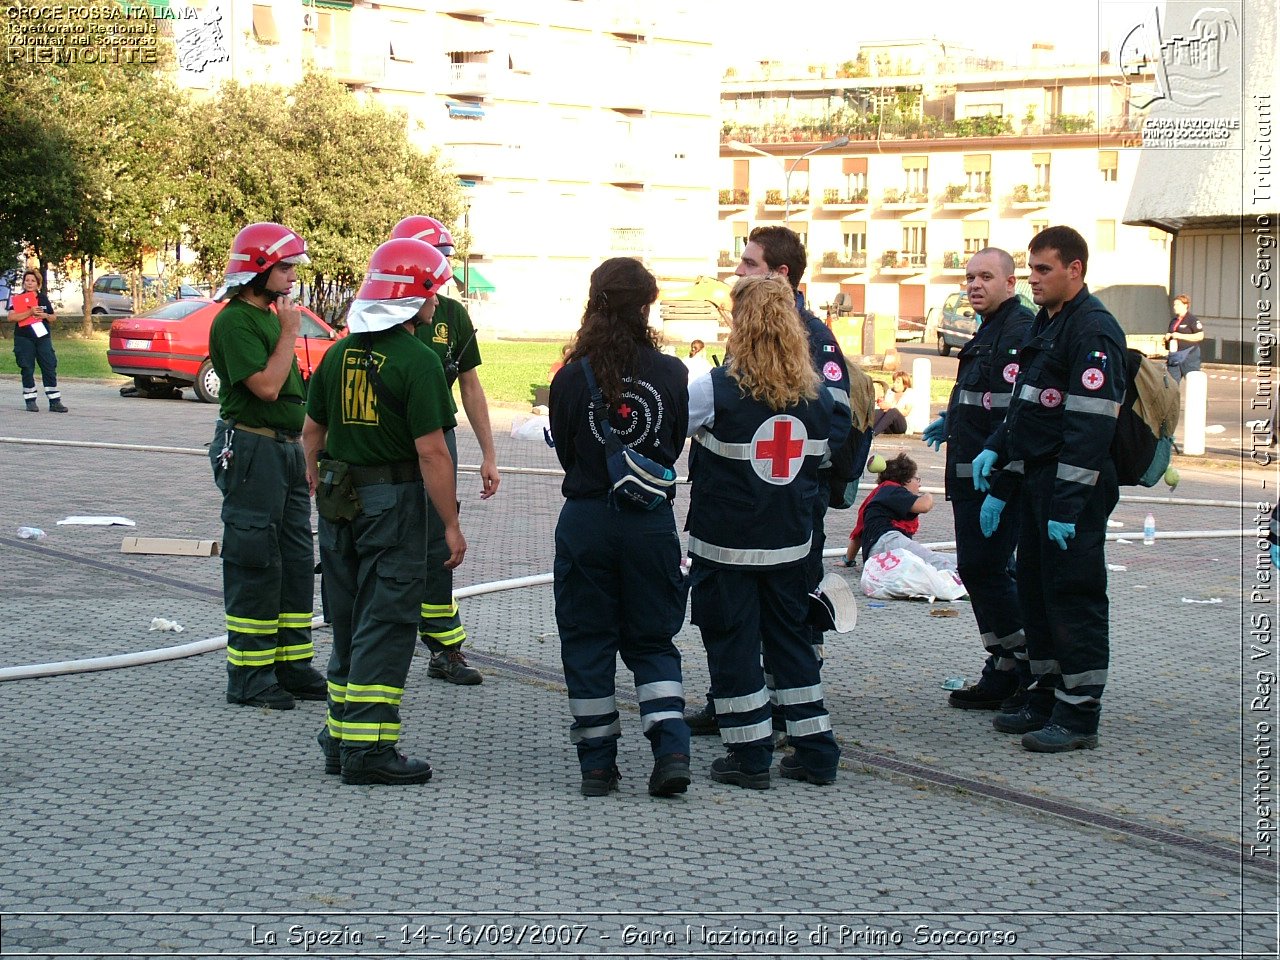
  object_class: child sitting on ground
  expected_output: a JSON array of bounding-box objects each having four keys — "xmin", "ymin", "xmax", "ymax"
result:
[{"xmin": 845, "ymin": 452, "xmax": 957, "ymax": 572}]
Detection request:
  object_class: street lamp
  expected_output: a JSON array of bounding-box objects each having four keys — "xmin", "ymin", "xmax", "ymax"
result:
[{"xmin": 725, "ymin": 135, "xmax": 851, "ymax": 223}]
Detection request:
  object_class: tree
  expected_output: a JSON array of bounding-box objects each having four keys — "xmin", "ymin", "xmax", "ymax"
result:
[
  {"xmin": 183, "ymin": 73, "xmax": 465, "ymax": 324},
  {"xmin": 0, "ymin": 0, "xmax": 187, "ymax": 332}
]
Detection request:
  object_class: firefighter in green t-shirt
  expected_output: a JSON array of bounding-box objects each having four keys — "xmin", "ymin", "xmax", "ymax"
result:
[
  {"xmin": 391, "ymin": 216, "xmax": 501, "ymax": 685},
  {"xmin": 208, "ymin": 222, "xmax": 327, "ymax": 711},
  {"xmin": 304, "ymin": 237, "xmax": 465, "ymax": 785}
]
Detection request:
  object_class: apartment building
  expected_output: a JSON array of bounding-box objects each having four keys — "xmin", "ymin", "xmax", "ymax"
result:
[
  {"xmin": 717, "ymin": 45, "xmax": 1173, "ymax": 337},
  {"xmin": 163, "ymin": 0, "xmax": 718, "ymax": 334}
]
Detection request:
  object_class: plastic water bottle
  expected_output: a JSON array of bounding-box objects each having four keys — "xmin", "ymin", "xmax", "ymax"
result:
[
  {"xmin": 16, "ymin": 527, "xmax": 46, "ymax": 540},
  {"xmin": 1143, "ymin": 512, "xmax": 1156, "ymax": 546}
]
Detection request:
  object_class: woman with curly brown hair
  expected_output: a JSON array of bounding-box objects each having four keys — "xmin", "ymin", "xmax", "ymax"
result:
[
  {"xmin": 685, "ymin": 274, "xmax": 840, "ymax": 790},
  {"xmin": 548, "ymin": 257, "xmax": 692, "ymax": 799}
]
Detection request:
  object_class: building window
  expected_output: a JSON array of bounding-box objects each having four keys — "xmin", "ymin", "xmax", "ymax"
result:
[
  {"xmin": 1034, "ymin": 159, "xmax": 1050, "ymax": 190},
  {"xmin": 1030, "ymin": 219, "xmax": 1048, "ymax": 236},
  {"xmin": 903, "ymin": 162, "xmax": 928, "ymax": 198},
  {"xmin": 1099, "ymin": 150, "xmax": 1119, "ymax": 182},
  {"xmin": 251, "ymin": 4, "xmax": 279, "ymax": 43},
  {"xmin": 1096, "ymin": 220, "xmax": 1116, "ymax": 252},
  {"xmin": 389, "ymin": 21, "xmax": 413, "ymax": 62},
  {"xmin": 902, "ymin": 224, "xmax": 927, "ymax": 263},
  {"xmin": 842, "ymin": 224, "xmax": 867, "ymax": 258},
  {"xmin": 962, "ymin": 220, "xmax": 989, "ymax": 254}
]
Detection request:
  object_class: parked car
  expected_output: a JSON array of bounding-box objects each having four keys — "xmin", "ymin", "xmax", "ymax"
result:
[
  {"xmin": 91, "ymin": 274, "xmax": 203, "ymax": 316},
  {"xmin": 935, "ymin": 282, "xmax": 1035, "ymax": 356},
  {"xmin": 107, "ymin": 298, "xmax": 342, "ymax": 402}
]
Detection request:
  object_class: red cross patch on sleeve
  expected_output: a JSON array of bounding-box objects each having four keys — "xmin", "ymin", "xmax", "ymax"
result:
[
  {"xmin": 822, "ymin": 361, "xmax": 842, "ymax": 382},
  {"xmin": 1002, "ymin": 362, "xmax": 1019, "ymax": 384},
  {"xmin": 1081, "ymin": 367, "xmax": 1106, "ymax": 391}
]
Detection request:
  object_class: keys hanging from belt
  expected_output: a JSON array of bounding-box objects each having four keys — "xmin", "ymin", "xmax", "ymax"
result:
[{"xmin": 216, "ymin": 425, "xmax": 235, "ymax": 469}]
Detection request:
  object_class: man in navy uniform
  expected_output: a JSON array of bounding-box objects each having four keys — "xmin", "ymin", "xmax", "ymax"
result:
[
  {"xmin": 923, "ymin": 248, "xmax": 1033, "ymax": 711},
  {"xmin": 973, "ymin": 226, "xmax": 1127, "ymax": 752}
]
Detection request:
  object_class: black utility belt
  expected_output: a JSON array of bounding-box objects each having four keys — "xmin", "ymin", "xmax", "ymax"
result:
[
  {"xmin": 226, "ymin": 420, "xmax": 301, "ymax": 443},
  {"xmin": 347, "ymin": 460, "xmax": 419, "ymax": 487}
]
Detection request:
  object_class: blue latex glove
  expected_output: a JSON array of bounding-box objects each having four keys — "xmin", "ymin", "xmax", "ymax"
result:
[
  {"xmin": 922, "ymin": 414, "xmax": 947, "ymax": 451},
  {"xmin": 1271, "ymin": 543, "xmax": 1278, "ymax": 569},
  {"xmin": 971, "ymin": 449, "xmax": 999, "ymax": 492},
  {"xmin": 1047, "ymin": 520, "xmax": 1076, "ymax": 550},
  {"xmin": 979, "ymin": 496, "xmax": 1006, "ymax": 538}
]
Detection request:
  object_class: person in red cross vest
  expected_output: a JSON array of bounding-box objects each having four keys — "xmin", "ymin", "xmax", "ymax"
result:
[{"xmin": 685, "ymin": 274, "xmax": 839, "ymax": 790}]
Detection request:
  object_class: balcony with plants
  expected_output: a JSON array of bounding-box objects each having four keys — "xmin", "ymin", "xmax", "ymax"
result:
[
  {"xmin": 1010, "ymin": 183, "xmax": 1051, "ymax": 208},
  {"xmin": 720, "ymin": 107, "xmax": 1115, "ymax": 148},
  {"xmin": 880, "ymin": 250, "xmax": 927, "ymax": 275},
  {"xmin": 818, "ymin": 250, "xmax": 868, "ymax": 275},
  {"xmin": 717, "ymin": 250, "xmax": 738, "ymax": 274},
  {"xmin": 718, "ymin": 188, "xmax": 749, "ymax": 210},
  {"xmin": 940, "ymin": 250, "xmax": 966, "ymax": 275},
  {"xmin": 881, "ymin": 187, "xmax": 930, "ymax": 211},
  {"xmin": 940, "ymin": 183, "xmax": 991, "ymax": 211},
  {"xmin": 820, "ymin": 187, "xmax": 869, "ymax": 210},
  {"xmin": 762, "ymin": 188, "xmax": 810, "ymax": 211}
]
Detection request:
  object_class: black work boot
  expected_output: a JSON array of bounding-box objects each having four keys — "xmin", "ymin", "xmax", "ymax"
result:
[
  {"xmin": 648, "ymin": 754, "xmax": 691, "ymax": 797},
  {"xmin": 685, "ymin": 701, "xmax": 719, "ymax": 735},
  {"xmin": 580, "ymin": 766, "xmax": 621, "ymax": 797},
  {"xmin": 341, "ymin": 745, "xmax": 433, "ymax": 785},
  {"xmin": 227, "ymin": 683, "xmax": 295, "ymax": 710},
  {"xmin": 25, "ymin": 399, "xmax": 38, "ymax": 412},
  {"xmin": 427, "ymin": 645, "xmax": 482, "ymax": 685},
  {"xmin": 317, "ymin": 728, "xmax": 341, "ymax": 775},
  {"xmin": 48, "ymin": 400, "xmax": 69, "ymax": 413},
  {"xmin": 279, "ymin": 663, "xmax": 328, "ymax": 701},
  {"xmin": 948, "ymin": 677, "xmax": 1017, "ymax": 710}
]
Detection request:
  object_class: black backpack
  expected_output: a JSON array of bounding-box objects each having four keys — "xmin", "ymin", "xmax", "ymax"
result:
[{"xmin": 1110, "ymin": 349, "xmax": 1180, "ymax": 486}]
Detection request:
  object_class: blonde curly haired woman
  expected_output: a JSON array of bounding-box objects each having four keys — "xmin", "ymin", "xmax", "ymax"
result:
[{"xmin": 684, "ymin": 274, "xmax": 840, "ymax": 790}]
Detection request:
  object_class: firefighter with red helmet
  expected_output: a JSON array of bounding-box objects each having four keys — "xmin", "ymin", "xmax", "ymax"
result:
[
  {"xmin": 390, "ymin": 215, "xmax": 500, "ymax": 685},
  {"xmin": 304, "ymin": 238, "xmax": 465, "ymax": 785},
  {"xmin": 208, "ymin": 222, "xmax": 328, "ymax": 710}
]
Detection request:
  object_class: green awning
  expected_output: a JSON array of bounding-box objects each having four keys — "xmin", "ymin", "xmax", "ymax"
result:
[{"xmin": 459, "ymin": 265, "xmax": 494, "ymax": 295}]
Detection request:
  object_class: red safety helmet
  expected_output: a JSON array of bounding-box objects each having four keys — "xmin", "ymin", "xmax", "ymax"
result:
[
  {"xmin": 214, "ymin": 222, "xmax": 309, "ymax": 301},
  {"xmin": 346, "ymin": 238, "xmax": 453, "ymax": 333},
  {"xmin": 390, "ymin": 215, "xmax": 455, "ymax": 257}
]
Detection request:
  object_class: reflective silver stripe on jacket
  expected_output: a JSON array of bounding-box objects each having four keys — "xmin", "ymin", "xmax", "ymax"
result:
[
  {"xmin": 688, "ymin": 534, "xmax": 813, "ymax": 567},
  {"xmin": 636, "ymin": 680, "xmax": 683, "ymax": 702},
  {"xmin": 1064, "ymin": 394, "xmax": 1121, "ymax": 418},
  {"xmin": 957, "ymin": 390, "xmax": 986, "ymax": 407},
  {"xmin": 568, "ymin": 695, "xmax": 615, "ymax": 717},
  {"xmin": 720, "ymin": 718, "xmax": 773, "ymax": 744},
  {"xmin": 1005, "ymin": 459, "xmax": 1025, "ymax": 475},
  {"xmin": 1018, "ymin": 384, "xmax": 1042, "ymax": 404},
  {"xmin": 694, "ymin": 429, "xmax": 826, "ymax": 460},
  {"xmin": 772, "ymin": 683, "xmax": 824, "ymax": 706},
  {"xmin": 1057, "ymin": 462, "xmax": 1100, "ymax": 486},
  {"xmin": 570, "ymin": 720, "xmax": 622, "ymax": 743},
  {"xmin": 989, "ymin": 392, "xmax": 1012, "ymax": 408},
  {"xmin": 785, "ymin": 715, "xmax": 832, "ymax": 737},
  {"xmin": 715, "ymin": 687, "xmax": 770, "ymax": 714},
  {"xmin": 826, "ymin": 386, "xmax": 851, "ymax": 410},
  {"xmin": 954, "ymin": 463, "xmax": 973, "ymax": 477}
]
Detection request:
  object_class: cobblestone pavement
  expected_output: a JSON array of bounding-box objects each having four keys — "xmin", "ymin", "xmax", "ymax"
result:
[{"xmin": 0, "ymin": 378, "xmax": 1275, "ymax": 959}]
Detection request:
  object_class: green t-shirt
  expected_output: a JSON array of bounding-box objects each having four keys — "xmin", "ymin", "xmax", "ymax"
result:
[
  {"xmin": 209, "ymin": 298, "xmax": 306, "ymax": 431},
  {"xmin": 307, "ymin": 326, "xmax": 457, "ymax": 466},
  {"xmin": 413, "ymin": 295, "xmax": 481, "ymax": 414}
]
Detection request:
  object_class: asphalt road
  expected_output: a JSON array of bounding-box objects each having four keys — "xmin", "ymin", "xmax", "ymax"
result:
[{"xmin": 895, "ymin": 340, "xmax": 1270, "ymax": 465}]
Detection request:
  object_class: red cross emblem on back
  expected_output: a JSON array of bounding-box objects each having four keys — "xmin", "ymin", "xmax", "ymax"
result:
[{"xmin": 750, "ymin": 415, "xmax": 808, "ymax": 484}]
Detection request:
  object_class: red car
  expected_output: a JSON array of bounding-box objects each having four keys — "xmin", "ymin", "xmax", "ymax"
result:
[{"xmin": 108, "ymin": 298, "xmax": 343, "ymax": 403}]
